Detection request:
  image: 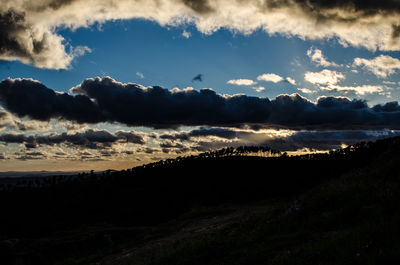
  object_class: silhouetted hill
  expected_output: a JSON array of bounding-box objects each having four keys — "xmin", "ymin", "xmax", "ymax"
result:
[{"xmin": 1, "ymin": 138, "xmax": 400, "ymax": 264}]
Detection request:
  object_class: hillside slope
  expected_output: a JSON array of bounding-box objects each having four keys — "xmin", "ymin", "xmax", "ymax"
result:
[{"xmin": 1, "ymin": 138, "xmax": 400, "ymax": 264}]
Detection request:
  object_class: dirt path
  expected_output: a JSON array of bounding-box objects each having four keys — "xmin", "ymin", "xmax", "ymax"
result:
[{"xmin": 95, "ymin": 204, "xmax": 278, "ymax": 265}]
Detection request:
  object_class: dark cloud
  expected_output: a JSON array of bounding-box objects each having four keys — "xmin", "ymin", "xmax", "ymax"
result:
[
  {"xmin": 292, "ymin": 0, "xmax": 400, "ymax": 14},
  {"xmin": 2, "ymin": 77, "xmax": 400, "ymax": 130},
  {"xmin": 47, "ymin": 0, "xmax": 77, "ymax": 10},
  {"xmin": 160, "ymin": 141, "xmax": 188, "ymax": 149},
  {"xmin": 392, "ymin": 24, "xmax": 400, "ymax": 39},
  {"xmin": 183, "ymin": 0, "xmax": 400, "ymax": 23},
  {"xmin": 99, "ymin": 150, "xmax": 118, "ymax": 157},
  {"xmin": 0, "ymin": 10, "xmax": 32, "ymax": 61},
  {"xmin": 297, "ymin": 1, "xmax": 400, "ymax": 46},
  {"xmin": 182, "ymin": 0, "xmax": 214, "ymax": 14},
  {"xmin": 0, "ymin": 9, "xmax": 76, "ymax": 69},
  {"xmin": 0, "ymin": 78, "xmax": 103, "ymax": 123},
  {"xmin": 163, "ymin": 127, "xmax": 400, "ymax": 152},
  {"xmin": 266, "ymin": 130, "xmax": 400, "ymax": 151},
  {"xmin": 372, "ymin": 101, "xmax": 400, "ymax": 112},
  {"xmin": 15, "ymin": 151, "xmax": 47, "ymax": 160},
  {"xmin": 0, "ymin": 129, "xmax": 144, "ymax": 149},
  {"xmin": 191, "ymin": 74, "xmax": 203, "ymax": 82},
  {"xmin": 114, "ymin": 131, "xmax": 145, "ymax": 144},
  {"xmin": 160, "ymin": 127, "xmax": 241, "ymax": 141},
  {"xmin": 137, "ymin": 147, "xmax": 159, "ymax": 154}
]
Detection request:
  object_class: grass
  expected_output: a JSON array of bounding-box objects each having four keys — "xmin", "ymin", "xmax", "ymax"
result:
[{"xmin": 132, "ymin": 158, "xmax": 400, "ymax": 265}]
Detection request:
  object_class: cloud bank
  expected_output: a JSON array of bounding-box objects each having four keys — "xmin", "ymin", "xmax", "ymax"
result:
[
  {"xmin": 159, "ymin": 127, "xmax": 400, "ymax": 152},
  {"xmin": 0, "ymin": 129, "xmax": 144, "ymax": 149},
  {"xmin": 2, "ymin": 0, "xmax": 400, "ymax": 68},
  {"xmin": 1, "ymin": 77, "xmax": 400, "ymax": 130}
]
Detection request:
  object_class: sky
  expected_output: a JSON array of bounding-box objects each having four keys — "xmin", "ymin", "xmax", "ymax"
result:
[{"xmin": 1, "ymin": 0, "xmax": 400, "ymax": 171}]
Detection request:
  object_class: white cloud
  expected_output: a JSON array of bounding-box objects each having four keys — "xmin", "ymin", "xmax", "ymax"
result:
[
  {"xmin": 383, "ymin": 81, "xmax": 396, "ymax": 85},
  {"xmin": 297, "ymin": 88, "xmax": 315, "ymax": 94},
  {"xmin": 304, "ymin": 69, "xmax": 345, "ymax": 86},
  {"xmin": 72, "ymin": 46, "xmax": 92, "ymax": 57},
  {"xmin": 182, "ymin": 30, "xmax": 191, "ymax": 39},
  {"xmin": 321, "ymin": 85, "xmax": 384, "ymax": 95},
  {"xmin": 136, "ymin": 72, "xmax": 145, "ymax": 79},
  {"xmin": 257, "ymin": 73, "xmax": 284, "ymax": 83},
  {"xmin": 257, "ymin": 74, "xmax": 295, "ymax": 85},
  {"xmin": 227, "ymin": 79, "xmax": 256, "ymax": 86},
  {"xmin": 0, "ymin": 110, "xmax": 53, "ymax": 131},
  {"xmin": 4, "ymin": 0, "xmax": 400, "ymax": 69},
  {"xmin": 304, "ymin": 69, "xmax": 383, "ymax": 95},
  {"xmin": 286, "ymin": 77, "xmax": 296, "ymax": 85},
  {"xmin": 253, "ymin": 86, "xmax": 265, "ymax": 92},
  {"xmin": 353, "ymin": 55, "xmax": 400, "ymax": 78},
  {"xmin": 307, "ymin": 47, "xmax": 339, "ymax": 67}
]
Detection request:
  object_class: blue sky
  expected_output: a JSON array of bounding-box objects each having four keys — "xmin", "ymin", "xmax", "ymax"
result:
[
  {"xmin": 1, "ymin": 18, "xmax": 399, "ymax": 104},
  {"xmin": 1, "ymin": 1, "xmax": 400, "ymax": 171}
]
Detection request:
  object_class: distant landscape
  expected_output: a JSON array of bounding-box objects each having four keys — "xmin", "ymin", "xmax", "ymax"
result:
[{"xmin": 1, "ymin": 137, "xmax": 400, "ymax": 264}]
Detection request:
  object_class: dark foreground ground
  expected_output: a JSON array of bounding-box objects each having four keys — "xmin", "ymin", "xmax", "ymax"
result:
[{"xmin": 1, "ymin": 139, "xmax": 400, "ymax": 265}]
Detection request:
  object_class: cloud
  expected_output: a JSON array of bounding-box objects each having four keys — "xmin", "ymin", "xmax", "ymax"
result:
[
  {"xmin": 0, "ymin": 9, "xmax": 90, "ymax": 69},
  {"xmin": 253, "ymin": 86, "xmax": 265, "ymax": 92},
  {"xmin": 160, "ymin": 127, "xmax": 243, "ymax": 141},
  {"xmin": 15, "ymin": 151, "xmax": 48, "ymax": 161},
  {"xmin": 383, "ymin": 81, "xmax": 397, "ymax": 85},
  {"xmin": 267, "ymin": 130, "xmax": 400, "ymax": 151},
  {"xmin": 304, "ymin": 69, "xmax": 345, "ymax": 86},
  {"xmin": 0, "ymin": 110, "xmax": 51, "ymax": 131},
  {"xmin": 353, "ymin": 55, "xmax": 400, "ymax": 78},
  {"xmin": 136, "ymin": 72, "xmax": 144, "ymax": 79},
  {"xmin": 182, "ymin": 30, "xmax": 191, "ymax": 38},
  {"xmin": 0, "ymin": 110, "xmax": 12, "ymax": 129},
  {"xmin": 285, "ymin": 77, "xmax": 296, "ymax": 85},
  {"xmin": 2, "ymin": 77, "xmax": 400, "ymax": 130},
  {"xmin": 372, "ymin": 101, "xmax": 400, "ymax": 112},
  {"xmin": 159, "ymin": 126, "xmax": 400, "ymax": 152},
  {"xmin": 257, "ymin": 74, "xmax": 296, "ymax": 85},
  {"xmin": 257, "ymin": 73, "xmax": 284, "ymax": 83},
  {"xmin": 0, "ymin": 78, "xmax": 104, "ymax": 123},
  {"xmin": 307, "ymin": 47, "xmax": 339, "ymax": 67},
  {"xmin": 304, "ymin": 69, "xmax": 385, "ymax": 95},
  {"xmin": 160, "ymin": 140, "xmax": 190, "ymax": 154},
  {"xmin": 3, "ymin": 0, "xmax": 400, "ymax": 68},
  {"xmin": 227, "ymin": 79, "xmax": 256, "ymax": 86},
  {"xmin": 321, "ymin": 85, "xmax": 384, "ymax": 96},
  {"xmin": 297, "ymin": 88, "xmax": 316, "ymax": 94},
  {"xmin": 12, "ymin": 120, "xmax": 52, "ymax": 131},
  {"xmin": 0, "ymin": 152, "xmax": 7, "ymax": 160},
  {"xmin": 0, "ymin": 129, "xmax": 145, "ymax": 149}
]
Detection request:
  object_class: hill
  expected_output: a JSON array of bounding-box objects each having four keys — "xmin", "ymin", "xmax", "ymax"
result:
[{"xmin": 1, "ymin": 138, "xmax": 400, "ymax": 264}]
